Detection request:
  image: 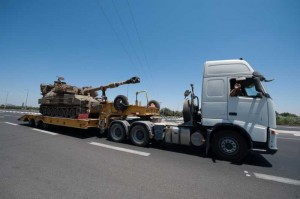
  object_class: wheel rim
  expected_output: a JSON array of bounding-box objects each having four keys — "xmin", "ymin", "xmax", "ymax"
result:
[
  {"xmin": 219, "ymin": 137, "xmax": 239, "ymax": 155},
  {"xmin": 111, "ymin": 124, "xmax": 124, "ymax": 141},
  {"xmin": 132, "ymin": 128, "xmax": 145, "ymax": 144}
]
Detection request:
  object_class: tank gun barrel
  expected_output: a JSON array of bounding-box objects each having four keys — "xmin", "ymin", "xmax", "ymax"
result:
[{"xmin": 83, "ymin": 76, "xmax": 140, "ymax": 96}]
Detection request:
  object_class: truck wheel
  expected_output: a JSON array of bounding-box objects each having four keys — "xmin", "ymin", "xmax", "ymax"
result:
[
  {"xmin": 109, "ymin": 122, "xmax": 126, "ymax": 142},
  {"xmin": 114, "ymin": 95, "xmax": 129, "ymax": 111},
  {"xmin": 29, "ymin": 119, "xmax": 35, "ymax": 127},
  {"xmin": 148, "ymin": 100, "xmax": 160, "ymax": 109},
  {"xmin": 212, "ymin": 130, "xmax": 248, "ymax": 162},
  {"xmin": 183, "ymin": 99, "xmax": 191, "ymax": 122},
  {"xmin": 36, "ymin": 120, "xmax": 44, "ymax": 129},
  {"xmin": 130, "ymin": 124, "xmax": 149, "ymax": 147},
  {"xmin": 42, "ymin": 122, "xmax": 51, "ymax": 130}
]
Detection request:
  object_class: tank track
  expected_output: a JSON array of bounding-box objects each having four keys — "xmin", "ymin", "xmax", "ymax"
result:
[{"xmin": 39, "ymin": 105, "xmax": 88, "ymax": 118}]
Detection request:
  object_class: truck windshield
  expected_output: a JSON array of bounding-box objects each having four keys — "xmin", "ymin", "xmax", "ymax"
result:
[{"xmin": 259, "ymin": 81, "xmax": 271, "ymax": 98}]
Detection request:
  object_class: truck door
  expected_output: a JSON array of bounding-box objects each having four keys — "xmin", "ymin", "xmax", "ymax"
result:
[{"xmin": 227, "ymin": 77, "xmax": 269, "ymax": 142}]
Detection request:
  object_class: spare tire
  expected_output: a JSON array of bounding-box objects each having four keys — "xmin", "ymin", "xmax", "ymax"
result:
[
  {"xmin": 183, "ymin": 99, "xmax": 191, "ymax": 123},
  {"xmin": 114, "ymin": 95, "xmax": 129, "ymax": 111},
  {"xmin": 148, "ymin": 100, "xmax": 160, "ymax": 109}
]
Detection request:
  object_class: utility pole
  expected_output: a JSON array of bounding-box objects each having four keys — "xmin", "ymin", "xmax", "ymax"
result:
[
  {"xmin": 25, "ymin": 89, "xmax": 29, "ymax": 110},
  {"xmin": 4, "ymin": 91, "xmax": 9, "ymax": 110}
]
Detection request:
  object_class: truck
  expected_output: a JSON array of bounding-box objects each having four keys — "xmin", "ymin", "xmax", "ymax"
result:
[{"xmin": 19, "ymin": 59, "xmax": 278, "ymax": 162}]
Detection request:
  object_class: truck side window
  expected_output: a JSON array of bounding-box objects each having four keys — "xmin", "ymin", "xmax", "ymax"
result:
[
  {"xmin": 230, "ymin": 78, "xmax": 258, "ymax": 97},
  {"xmin": 230, "ymin": 79, "xmax": 246, "ymax": 97},
  {"xmin": 244, "ymin": 80, "xmax": 258, "ymax": 97}
]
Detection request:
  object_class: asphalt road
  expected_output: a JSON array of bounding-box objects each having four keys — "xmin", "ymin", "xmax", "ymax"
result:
[{"xmin": 0, "ymin": 110, "xmax": 299, "ymax": 199}]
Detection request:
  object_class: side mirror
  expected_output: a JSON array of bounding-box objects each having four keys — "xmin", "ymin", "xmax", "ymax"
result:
[
  {"xmin": 184, "ymin": 90, "xmax": 191, "ymax": 98},
  {"xmin": 256, "ymin": 92, "xmax": 263, "ymax": 98},
  {"xmin": 254, "ymin": 77, "xmax": 263, "ymax": 93}
]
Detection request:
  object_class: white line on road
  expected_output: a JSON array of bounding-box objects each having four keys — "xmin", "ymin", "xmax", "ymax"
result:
[
  {"xmin": 89, "ymin": 142, "xmax": 151, "ymax": 157},
  {"xmin": 4, "ymin": 122, "xmax": 19, "ymax": 126},
  {"xmin": 277, "ymin": 137, "xmax": 300, "ymax": 141},
  {"xmin": 254, "ymin": 173, "xmax": 300, "ymax": 186},
  {"xmin": 32, "ymin": 128, "xmax": 58, "ymax": 135},
  {"xmin": 294, "ymin": 134, "xmax": 300, "ymax": 137},
  {"xmin": 244, "ymin": 171, "xmax": 251, "ymax": 177},
  {"xmin": 277, "ymin": 130, "xmax": 300, "ymax": 136}
]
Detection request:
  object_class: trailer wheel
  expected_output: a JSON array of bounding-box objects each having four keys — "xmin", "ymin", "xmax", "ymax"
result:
[
  {"xmin": 36, "ymin": 120, "xmax": 44, "ymax": 129},
  {"xmin": 29, "ymin": 119, "xmax": 35, "ymax": 127},
  {"xmin": 114, "ymin": 95, "xmax": 129, "ymax": 111},
  {"xmin": 42, "ymin": 122, "xmax": 51, "ymax": 130},
  {"xmin": 212, "ymin": 130, "xmax": 248, "ymax": 162},
  {"xmin": 130, "ymin": 124, "xmax": 149, "ymax": 147},
  {"xmin": 109, "ymin": 122, "xmax": 126, "ymax": 142},
  {"xmin": 148, "ymin": 100, "xmax": 160, "ymax": 109},
  {"xmin": 183, "ymin": 99, "xmax": 191, "ymax": 122}
]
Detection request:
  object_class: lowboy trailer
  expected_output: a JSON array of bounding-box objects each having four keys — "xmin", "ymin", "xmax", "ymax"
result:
[{"xmin": 19, "ymin": 59, "xmax": 278, "ymax": 162}]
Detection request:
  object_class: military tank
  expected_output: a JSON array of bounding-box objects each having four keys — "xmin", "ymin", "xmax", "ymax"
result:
[{"xmin": 38, "ymin": 76, "xmax": 140, "ymax": 118}]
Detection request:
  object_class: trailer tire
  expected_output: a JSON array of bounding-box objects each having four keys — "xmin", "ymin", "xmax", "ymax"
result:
[
  {"xmin": 42, "ymin": 122, "xmax": 51, "ymax": 130},
  {"xmin": 109, "ymin": 122, "xmax": 126, "ymax": 142},
  {"xmin": 130, "ymin": 124, "xmax": 149, "ymax": 147},
  {"xmin": 114, "ymin": 95, "xmax": 129, "ymax": 111},
  {"xmin": 183, "ymin": 99, "xmax": 191, "ymax": 122},
  {"xmin": 148, "ymin": 100, "xmax": 160, "ymax": 109},
  {"xmin": 212, "ymin": 130, "xmax": 248, "ymax": 162},
  {"xmin": 29, "ymin": 119, "xmax": 35, "ymax": 127},
  {"xmin": 36, "ymin": 120, "xmax": 44, "ymax": 129}
]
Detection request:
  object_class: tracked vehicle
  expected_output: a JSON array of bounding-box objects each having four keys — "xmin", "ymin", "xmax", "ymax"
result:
[{"xmin": 39, "ymin": 76, "xmax": 141, "ymax": 118}]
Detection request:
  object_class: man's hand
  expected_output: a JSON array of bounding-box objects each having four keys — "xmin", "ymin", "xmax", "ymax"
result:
[
  {"xmin": 230, "ymin": 83, "xmax": 242, "ymax": 96},
  {"xmin": 234, "ymin": 83, "xmax": 241, "ymax": 91}
]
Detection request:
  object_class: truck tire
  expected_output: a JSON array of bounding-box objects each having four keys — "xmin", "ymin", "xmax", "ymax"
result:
[
  {"xmin": 36, "ymin": 120, "xmax": 44, "ymax": 129},
  {"xmin": 29, "ymin": 119, "xmax": 35, "ymax": 127},
  {"xmin": 42, "ymin": 122, "xmax": 51, "ymax": 130},
  {"xmin": 114, "ymin": 95, "xmax": 129, "ymax": 111},
  {"xmin": 148, "ymin": 100, "xmax": 160, "ymax": 109},
  {"xmin": 109, "ymin": 122, "xmax": 126, "ymax": 142},
  {"xmin": 212, "ymin": 130, "xmax": 248, "ymax": 162},
  {"xmin": 130, "ymin": 124, "xmax": 149, "ymax": 147},
  {"xmin": 183, "ymin": 99, "xmax": 191, "ymax": 122}
]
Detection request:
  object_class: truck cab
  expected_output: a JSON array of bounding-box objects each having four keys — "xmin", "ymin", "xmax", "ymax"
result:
[{"xmin": 201, "ymin": 59, "xmax": 277, "ymax": 160}]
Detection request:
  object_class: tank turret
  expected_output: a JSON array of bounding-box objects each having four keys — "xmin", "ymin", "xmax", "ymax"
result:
[
  {"xmin": 83, "ymin": 76, "xmax": 140, "ymax": 98},
  {"xmin": 38, "ymin": 76, "xmax": 140, "ymax": 118}
]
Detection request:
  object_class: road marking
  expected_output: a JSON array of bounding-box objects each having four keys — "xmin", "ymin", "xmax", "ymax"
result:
[
  {"xmin": 32, "ymin": 128, "xmax": 58, "ymax": 135},
  {"xmin": 278, "ymin": 137, "xmax": 300, "ymax": 141},
  {"xmin": 89, "ymin": 142, "xmax": 151, "ymax": 157},
  {"xmin": 4, "ymin": 122, "xmax": 19, "ymax": 126},
  {"xmin": 0, "ymin": 110, "xmax": 40, "ymax": 115},
  {"xmin": 294, "ymin": 134, "xmax": 300, "ymax": 137},
  {"xmin": 254, "ymin": 173, "xmax": 300, "ymax": 186},
  {"xmin": 277, "ymin": 130, "xmax": 300, "ymax": 136},
  {"xmin": 244, "ymin": 171, "xmax": 251, "ymax": 177}
]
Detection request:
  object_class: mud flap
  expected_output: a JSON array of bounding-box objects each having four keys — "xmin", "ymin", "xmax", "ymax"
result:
[{"xmin": 205, "ymin": 129, "xmax": 212, "ymax": 154}]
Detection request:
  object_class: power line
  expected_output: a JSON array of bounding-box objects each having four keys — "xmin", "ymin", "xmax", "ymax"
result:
[
  {"xmin": 125, "ymin": 0, "xmax": 157, "ymax": 95},
  {"xmin": 126, "ymin": 0, "xmax": 153, "ymax": 75},
  {"xmin": 111, "ymin": 0, "xmax": 144, "ymax": 75},
  {"xmin": 96, "ymin": 0, "xmax": 140, "ymax": 75}
]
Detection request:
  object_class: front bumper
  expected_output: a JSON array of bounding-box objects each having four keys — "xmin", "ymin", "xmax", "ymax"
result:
[
  {"xmin": 252, "ymin": 128, "xmax": 278, "ymax": 154},
  {"xmin": 267, "ymin": 128, "xmax": 278, "ymax": 154}
]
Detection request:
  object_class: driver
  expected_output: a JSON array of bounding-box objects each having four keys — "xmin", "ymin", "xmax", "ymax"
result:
[{"xmin": 230, "ymin": 80, "xmax": 244, "ymax": 97}]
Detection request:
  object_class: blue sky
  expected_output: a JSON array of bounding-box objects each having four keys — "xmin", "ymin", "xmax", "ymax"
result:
[{"xmin": 0, "ymin": 0, "xmax": 299, "ymax": 115}]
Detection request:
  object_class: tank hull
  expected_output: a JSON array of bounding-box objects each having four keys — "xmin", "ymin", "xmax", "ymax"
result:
[{"xmin": 39, "ymin": 94, "xmax": 101, "ymax": 118}]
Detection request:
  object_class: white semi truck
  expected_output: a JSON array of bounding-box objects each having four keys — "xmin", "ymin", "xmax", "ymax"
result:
[
  {"xmin": 19, "ymin": 59, "xmax": 277, "ymax": 162},
  {"xmin": 118, "ymin": 58, "xmax": 277, "ymax": 162}
]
